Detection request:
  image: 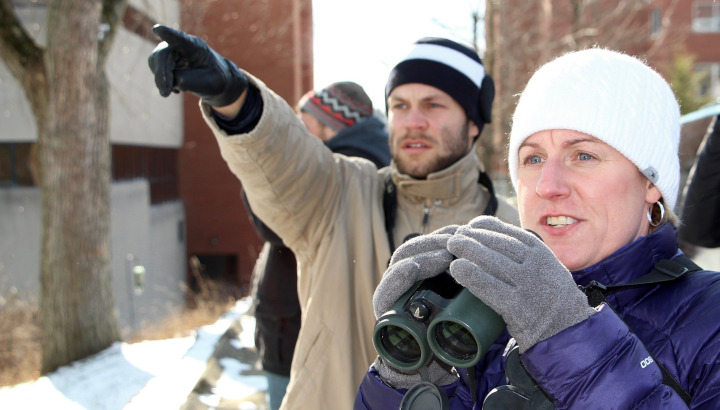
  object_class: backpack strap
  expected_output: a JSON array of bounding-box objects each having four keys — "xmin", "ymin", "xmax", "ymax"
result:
[
  {"xmin": 382, "ymin": 172, "xmax": 398, "ymax": 254},
  {"xmin": 477, "ymin": 170, "xmax": 498, "ymax": 217},
  {"xmin": 611, "ymin": 255, "xmax": 699, "ymax": 287},
  {"xmin": 382, "ymin": 170, "xmax": 498, "ymax": 255},
  {"xmin": 580, "ymin": 256, "xmax": 701, "ymax": 405},
  {"xmin": 583, "ymin": 255, "xmax": 701, "ymax": 306}
]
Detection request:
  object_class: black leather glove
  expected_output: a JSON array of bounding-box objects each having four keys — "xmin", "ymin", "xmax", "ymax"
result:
[{"xmin": 148, "ymin": 25, "xmax": 248, "ymax": 107}]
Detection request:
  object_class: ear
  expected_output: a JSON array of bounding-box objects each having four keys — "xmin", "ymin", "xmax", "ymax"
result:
[
  {"xmin": 467, "ymin": 119, "xmax": 480, "ymax": 142},
  {"xmin": 466, "ymin": 121, "xmax": 481, "ymax": 150},
  {"xmin": 645, "ymin": 181, "xmax": 662, "ymax": 205},
  {"xmin": 322, "ymin": 125, "xmax": 338, "ymax": 142}
]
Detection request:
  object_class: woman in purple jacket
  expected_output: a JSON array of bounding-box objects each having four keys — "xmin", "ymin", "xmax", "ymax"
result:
[{"xmin": 355, "ymin": 49, "xmax": 720, "ymax": 409}]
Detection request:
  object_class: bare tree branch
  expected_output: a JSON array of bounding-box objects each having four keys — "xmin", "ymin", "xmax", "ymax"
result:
[
  {"xmin": 646, "ymin": 0, "xmax": 684, "ymax": 59},
  {"xmin": 0, "ymin": 0, "xmax": 45, "ymax": 95},
  {"xmin": 98, "ymin": 0, "xmax": 128, "ymax": 66}
]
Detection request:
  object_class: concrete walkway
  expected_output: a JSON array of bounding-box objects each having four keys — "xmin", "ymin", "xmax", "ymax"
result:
[{"xmin": 182, "ymin": 314, "xmax": 270, "ymax": 410}]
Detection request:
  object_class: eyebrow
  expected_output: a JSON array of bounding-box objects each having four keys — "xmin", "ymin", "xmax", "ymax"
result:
[
  {"xmin": 519, "ymin": 135, "xmax": 601, "ymax": 150},
  {"xmin": 388, "ymin": 93, "xmax": 448, "ymax": 104}
]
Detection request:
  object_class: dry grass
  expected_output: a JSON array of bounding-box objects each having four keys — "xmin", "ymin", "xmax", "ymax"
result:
[
  {"xmin": 0, "ymin": 273, "xmax": 240, "ymax": 387},
  {"xmin": 128, "ymin": 278, "xmax": 239, "ymax": 342},
  {"xmin": 0, "ymin": 289, "xmax": 41, "ymax": 386}
]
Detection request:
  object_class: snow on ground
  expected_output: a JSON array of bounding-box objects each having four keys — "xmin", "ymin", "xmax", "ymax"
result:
[{"xmin": 0, "ymin": 298, "xmax": 267, "ymax": 409}]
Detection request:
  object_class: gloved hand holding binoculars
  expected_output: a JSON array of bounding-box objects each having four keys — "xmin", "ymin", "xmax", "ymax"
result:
[
  {"xmin": 447, "ymin": 216, "xmax": 595, "ymax": 353},
  {"xmin": 372, "ymin": 216, "xmax": 596, "ymax": 401},
  {"xmin": 372, "ymin": 225, "xmax": 463, "ymax": 390}
]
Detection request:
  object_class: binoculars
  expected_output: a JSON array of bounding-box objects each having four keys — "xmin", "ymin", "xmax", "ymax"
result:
[{"xmin": 373, "ymin": 271, "xmax": 505, "ymax": 372}]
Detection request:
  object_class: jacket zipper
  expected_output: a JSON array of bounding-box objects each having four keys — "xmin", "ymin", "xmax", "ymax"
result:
[{"xmin": 421, "ymin": 200, "xmax": 431, "ymax": 233}]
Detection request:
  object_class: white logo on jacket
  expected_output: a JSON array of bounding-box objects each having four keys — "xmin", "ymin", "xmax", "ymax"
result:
[{"xmin": 640, "ymin": 356, "xmax": 654, "ymax": 369}]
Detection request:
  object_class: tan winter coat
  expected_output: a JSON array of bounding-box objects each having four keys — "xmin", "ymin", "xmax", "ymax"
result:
[{"xmin": 201, "ymin": 74, "xmax": 519, "ymax": 410}]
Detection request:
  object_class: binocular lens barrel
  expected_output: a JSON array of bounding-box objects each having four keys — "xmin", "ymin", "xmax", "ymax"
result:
[
  {"xmin": 433, "ymin": 321, "xmax": 477, "ymax": 360},
  {"xmin": 373, "ymin": 273, "xmax": 506, "ymax": 371},
  {"xmin": 378, "ymin": 325, "xmax": 422, "ymax": 363},
  {"xmin": 427, "ymin": 288, "xmax": 505, "ymax": 368},
  {"xmin": 374, "ymin": 314, "xmax": 431, "ymax": 372}
]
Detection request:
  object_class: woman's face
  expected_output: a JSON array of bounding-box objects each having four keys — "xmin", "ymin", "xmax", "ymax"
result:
[{"xmin": 516, "ymin": 129, "xmax": 662, "ymax": 271}]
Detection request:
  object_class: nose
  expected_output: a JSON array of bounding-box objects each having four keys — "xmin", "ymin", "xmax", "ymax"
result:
[
  {"xmin": 404, "ymin": 107, "xmax": 428, "ymax": 131},
  {"xmin": 535, "ymin": 158, "xmax": 571, "ymax": 199}
]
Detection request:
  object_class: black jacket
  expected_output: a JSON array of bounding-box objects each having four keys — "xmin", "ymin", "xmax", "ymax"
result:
[
  {"xmin": 246, "ymin": 115, "xmax": 390, "ymax": 376},
  {"xmin": 680, "ymin": 114, "xmax": 720, "ymax": 248},
  {"xmin": 325, "ymin": 116, "xmax": 392, "ymax": 169}
]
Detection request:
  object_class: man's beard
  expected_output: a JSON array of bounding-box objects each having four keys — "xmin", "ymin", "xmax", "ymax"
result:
[{"xmin": 390, "ymin": 121, "xmax": 471, "ymax": 179}]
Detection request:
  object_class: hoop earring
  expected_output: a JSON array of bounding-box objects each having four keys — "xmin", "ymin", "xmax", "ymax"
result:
[{"xmin": 647, "ymin": 201, "xmax": 665, "ymax": 227}]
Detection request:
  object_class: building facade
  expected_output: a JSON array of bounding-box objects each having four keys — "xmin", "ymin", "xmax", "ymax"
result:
[
  {"xmin": 0, "ymin": 0, "xmax": 313, "ymax": 336},
  {"xmin": 178, "ymin": 0, "xmax": 313, "ymax": 297},
  {"xmin": 485, "ymin": 0, "xmax": 720, "ymax": 178}
]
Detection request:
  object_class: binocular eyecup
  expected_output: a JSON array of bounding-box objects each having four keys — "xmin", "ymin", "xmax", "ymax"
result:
[{"xmin": 373, "ymin": 271, "xmax": 505, "ymax": 372}]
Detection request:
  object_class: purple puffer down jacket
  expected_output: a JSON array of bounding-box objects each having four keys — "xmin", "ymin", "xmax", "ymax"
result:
[{"xmin": 355, "ymin": 223, "xmax": 720, "ymax": 409}]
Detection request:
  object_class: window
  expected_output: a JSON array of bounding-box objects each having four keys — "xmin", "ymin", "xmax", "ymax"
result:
[
  {"xmin": 650, "ymin": 8, "xmax": 663, "ymax": 36},
  {"xmin": 0, "ymin": 143, "xmax": 36, "ymax": 187},
  {"xmin": 112, "ymin": 145, "xmax": 179, "ymax": 204},
  {"xmin": 693, "ymin": 2, "xmax": 720, "ymax": 33},
  {"xmin": 0, "ymin": 143, "xmax": 179, "ymax": 201},
  {"xmin": 695, "ymin": 63, "xmax": 720, "ymax": 99}
]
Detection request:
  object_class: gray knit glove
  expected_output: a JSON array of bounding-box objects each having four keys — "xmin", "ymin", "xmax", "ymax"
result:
[
  {"xmin": 446, "ymin": 216, "xmax": 596, "ymax": 353},
  {"xmin": 372, "ymin": 225, "xmax": 459, "ymax": 319},
  {"xmin": 374, "ymin": 357, "xmax": 458, "ymax": 390},
  {"xmin": 372, "ymin": 225, "xmax": 460, "ymax": 388}
]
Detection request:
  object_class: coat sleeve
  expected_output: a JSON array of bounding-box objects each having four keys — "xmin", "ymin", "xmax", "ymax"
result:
[
  {"xmin": 241, "ymin": 189, "xmax": 284, "ymax": 245},
  {"xmin": 522, "ymin": 305, "xmax": 691, "ymax": 409},
  {"xmin": 199, "ymin": 73, "xmax": 379, "ymax": 255},
  {"xmin": 680, "ymin": 115, "xmax": 720, "ymax": 248}
]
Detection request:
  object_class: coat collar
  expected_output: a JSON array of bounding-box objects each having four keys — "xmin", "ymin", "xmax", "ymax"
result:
[
  {"xmin": 390, "ymin": 149, "xmax": 483, "ymax": 204},
  {"xmin": 572, "ymin": 223, "xmax": 680, "ymax": 288}
]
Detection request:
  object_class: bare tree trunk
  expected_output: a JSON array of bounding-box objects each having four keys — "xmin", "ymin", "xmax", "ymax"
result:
[
  {"xmin": 481, "ymin": 0, "xmax": 496, "ymax": 177},
  {"xmin": 472, "ymin": 6, "xmax": 495, "ymax": 177},
  {"xmin": 38, "ymin": 0, "xmax": 120, "ymax": 374},
  {"xmin": 1, "ymin": 0, "xmax": 125, "ymax": 374}
]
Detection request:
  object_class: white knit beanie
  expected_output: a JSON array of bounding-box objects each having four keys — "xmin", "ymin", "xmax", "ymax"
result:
[{"xmin": 508, "ymin": 48, "xmax": 681, "ymax": 210}]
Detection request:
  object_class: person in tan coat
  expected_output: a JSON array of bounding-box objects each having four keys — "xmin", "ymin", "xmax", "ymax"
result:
[
  {"xmin": 246, "ymin": 81, "xmax": 390, "ymax": 410},
  {"xmin": 148, "ymin": 26, "xmax": 519, "ymax": 409}
]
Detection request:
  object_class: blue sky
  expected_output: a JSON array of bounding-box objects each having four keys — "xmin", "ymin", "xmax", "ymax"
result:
[{"xmin": 311, "ymin": 0, "xmax": 485, "ymax": 110}]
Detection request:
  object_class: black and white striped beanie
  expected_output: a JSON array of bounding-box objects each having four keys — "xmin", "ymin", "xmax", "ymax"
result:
[{"xmin": 385, "ymin": 37, "xmax": 494, "ymax": 132}]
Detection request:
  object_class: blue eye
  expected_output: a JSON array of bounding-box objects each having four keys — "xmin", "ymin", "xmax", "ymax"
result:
[
  {"xmin": 528, "ymin": 155, "xmax": 544, "ymax": 164},
  {"xmin": 578, "ymin": 153, "xmax": 593, "ymax": 161}
]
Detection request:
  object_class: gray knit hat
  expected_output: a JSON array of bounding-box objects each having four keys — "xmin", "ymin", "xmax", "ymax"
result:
[
  {"xmin": 298, "ymin": 82, "xmax": 374, "ymax": 131},
  {"xmin": 509, "ymin": 48, "xmax": 681, "ymax": 210}
]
